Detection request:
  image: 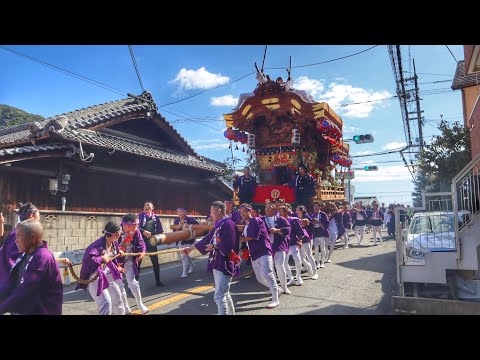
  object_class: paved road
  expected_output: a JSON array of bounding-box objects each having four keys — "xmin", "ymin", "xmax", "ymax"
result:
[{"xmin": 62, "ymin": 229, "xmax": 398, "ymax": 315}]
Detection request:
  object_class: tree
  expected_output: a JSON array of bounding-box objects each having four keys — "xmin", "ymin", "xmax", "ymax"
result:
[
  {"xmin": 412, "ymin": 169, "xmax": 439, "ymax": 207},
  {"xmin": 414, "ymin": 120, "xmax": 471, "ymax": 205},
  {"xmin": 0, "ymin": 105, "xmax": 44, "ymax": 127}
]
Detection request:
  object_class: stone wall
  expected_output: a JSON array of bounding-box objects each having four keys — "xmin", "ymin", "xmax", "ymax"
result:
[{"xmin": 39, "ymin": 210, "xmax": 206, "ymax": 284}]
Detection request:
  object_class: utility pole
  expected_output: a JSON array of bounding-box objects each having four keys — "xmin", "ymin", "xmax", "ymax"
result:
[{"xmin": 413, "ymin": 59, "xmax": 424, "ymax": 151}]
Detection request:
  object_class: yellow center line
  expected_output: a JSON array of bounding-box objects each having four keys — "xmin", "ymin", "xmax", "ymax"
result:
[{"xmin": 132, "ymin": 269, "xmax": 254, "ymax": 314}]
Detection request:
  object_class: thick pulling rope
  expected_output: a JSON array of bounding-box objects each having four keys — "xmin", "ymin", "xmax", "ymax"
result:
[{"xmin": 56, "ymin": 248, "xmax": 186, "ymax": 285}]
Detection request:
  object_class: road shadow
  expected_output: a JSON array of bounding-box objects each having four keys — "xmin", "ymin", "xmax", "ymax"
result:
[{"xmin": 335, "ymin": 250, "xmax": 398, "ymax": 314}]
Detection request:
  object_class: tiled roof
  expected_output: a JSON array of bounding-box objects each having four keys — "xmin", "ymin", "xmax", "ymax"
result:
[
  {"xmin": 0, "ymin": 92, "xmax": 222, "ymax": 172},
  {"xmin": 452, "ymin": 60, "xmax": 480, "ymax": 90},
  {"xmin": 0, "ymin": 123, "xmax": 35, "ymax": 145},
  {"xmin": 0, "ymin": 144, "xmax": 75, "ymax": 157},
  {"xmin": 59, "ymin": 128, "xmax": 224, "ymax": 173},
  {"xmin": 0, "ymin": 92, "xmax": 194, "ymax": 153}
]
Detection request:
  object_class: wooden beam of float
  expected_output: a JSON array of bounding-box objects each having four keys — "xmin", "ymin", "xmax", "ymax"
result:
[{"xmin": 149, "ymin": 224, "xmax": 245, "ymax": 247}]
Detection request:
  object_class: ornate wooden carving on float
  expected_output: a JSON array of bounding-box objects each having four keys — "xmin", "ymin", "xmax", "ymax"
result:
[{"xmin": 224, "ymin": 71, "xmax": 352, "ymax": 206}]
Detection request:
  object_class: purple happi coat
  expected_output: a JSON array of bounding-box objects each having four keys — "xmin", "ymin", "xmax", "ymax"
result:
[
  {"xmin": 260, "ymin": 215, "xmax": 291, "ymax": 256},
  {"xmin": 174, "ymin": 216, "xmax": 200, "ymax": 245},
  {"xmin": 76, "ymin": 236, "xmax": 124, "ymax": 295},
  {"xmin": 0, "ymin": 241, "xmax": 63, "ymax": 315},
  {"xmin": 310, "ymin": 211, "xmax": 330, "ymax": 238},
  {"xmin": 331, "ymin": 213, "xmax": 346, "ymax": 240},
  {"xmin": 228, "ymin": 210, "xmax": 244, "ymax": 225},
  {"xmin": 117, "ymin": 228, "xmax": 146, "ymax": 277},
  {"xmin": 0, "ymin": 228, "xmax": 21, "ymax": 285},
  {"xmin": 194, "ymin": 217, "xmax": 240, "ymax": 277},
  {"xmin": 342, "ymin": 211, "xmax": 353, "ymax": 229},
  {"xmin": 243, "ymin": 216, "xmax": 272, "ymax": 261},
  {"xmin": 287, "ymin": 216, "xmax": 305, "ymax": 247},
  {"xmin": 300, "ymin": 214, "xmax": 314, "ymax": 242}
]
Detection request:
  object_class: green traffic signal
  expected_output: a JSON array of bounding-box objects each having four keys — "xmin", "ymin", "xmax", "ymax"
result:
[
  {"xmin": 353, "ymin": 135, "xmax": 360, "ymax": 141},
  {"xmin": 364, "ymin": 166, "xmax": 369, "ymax": 170}
]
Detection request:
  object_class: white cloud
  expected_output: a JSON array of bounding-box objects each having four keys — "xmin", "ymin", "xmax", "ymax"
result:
[
  {"xmin": 342, "ymin": 125, "xmax": 359, "ymax": 136},
  {"xmin": 170, "ymin": 67, "xmax": 230, "ymax": 90},
  {"xmin": 210, "ymin": 95, "xmax": 239, "ymax": 107},
  {"xmin": 357, "ymin": 160, "xmax": 375, "ymax": 164},
  {"xmin": 194, "ymin": 143, "xmax": 230, "ymax": 150},
  {"xmin": 189, "ymin": 138, "xmax": 230, "ymax": 151},
  {"xmin": 383, "ymin": 141, "xmax": 407, "ymax": 150},
  {"xmin": 352, "ymin": 150, "xmax": 374, "ymax": 156},
  {"xmin": 319, "ymin": 83, "xmax": 392, "ymax": 118},
  {"xmin": 294, "ymin": 76, "xmax": 325, "ymax": 98},
  {"xmin": 353, "ymin": 165, "xmax": 412, "ymax": 182},
  {"xmin": 291, "ymin": 76, "xmax": 392, "ymax": 118}
]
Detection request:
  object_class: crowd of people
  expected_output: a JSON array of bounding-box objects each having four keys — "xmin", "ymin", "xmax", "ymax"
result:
[{"xmin": 0, "ymin": 196, "xmax": 410, "ymax": 315}]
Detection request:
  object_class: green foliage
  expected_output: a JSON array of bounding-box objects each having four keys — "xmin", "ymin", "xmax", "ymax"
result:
[
  {"xmin": 413, "ymin": 120, "xmax": 471, "ymax": 206},
  {"xmin": 0, "ymin": 104, "xmax": 44, "ymax": 128}
]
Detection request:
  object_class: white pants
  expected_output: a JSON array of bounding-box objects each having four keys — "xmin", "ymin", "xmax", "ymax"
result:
[
  {"xmin": 285, "ymin": 245, "xmax": 304, "ymax": 282},
  {"xmin": 125, "ymin": 258, "xmax": 147, "ymax": 312},
  {"xmin": 252, "ymin": 254, "xmax": 279, "ymax": 302},
  {"xmin": 313, "ymin": 237, "xmax": 328, "ymax": 265},
  {"xmin": 273, "ymin": 251, "xmax": 288, "ymax": 291},
  {"xmin": 326, "ymin": 233, "xmax": 337, "ymax": 261},
  {"xmin": 355, "ymin": 225, "xmax": 365, "ymax": 244},
  {"xmin": 342, "ymin": 226, "xmax": 351, "ymax": 246},
  {"xmin": 88, "ymin": 271, "xmax": 130, "ymax": 315},
  {"xmin": 179, "ymin": 243, "xmax": 194, "ymax": 276},
  {"xmin": 213, "ymin": 269, "xmax": 235, "ymax": 315},
  {"xmin": 372, "ymin": 225, "xmax": 383, "ymax": 244},
  {"xmin": 300, "ymin": 242, "xmax": 316, "ymax": 276}
]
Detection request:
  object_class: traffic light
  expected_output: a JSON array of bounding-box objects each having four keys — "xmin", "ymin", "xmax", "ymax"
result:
[
  {"xmin": 353, "ymin": 134, "xmax": 374, "ymax": 144},
  {"xmin": 363, "ymin": 166, "xmax": 378, "ymax": 171}
]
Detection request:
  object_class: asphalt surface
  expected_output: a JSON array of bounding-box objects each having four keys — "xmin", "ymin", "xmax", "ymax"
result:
[{"xmin": 62, "ymin": 229, "xmax": 398, "ymax": 315}]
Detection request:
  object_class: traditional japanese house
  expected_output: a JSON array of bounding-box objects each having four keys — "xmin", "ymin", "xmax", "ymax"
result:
[{"xmin": 0, "ymin": 91, "xmax": 230, "ymax": 256}]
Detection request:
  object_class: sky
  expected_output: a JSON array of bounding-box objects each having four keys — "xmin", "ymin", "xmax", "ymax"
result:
[{"xmin": 0, "ymin": 45, "xmax": 465, "ymax": 206}]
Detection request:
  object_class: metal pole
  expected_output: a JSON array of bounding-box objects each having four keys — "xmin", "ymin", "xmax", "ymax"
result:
[{"xmin": 347, "ymin": 177, "xmax": 351, "ymax": 205}]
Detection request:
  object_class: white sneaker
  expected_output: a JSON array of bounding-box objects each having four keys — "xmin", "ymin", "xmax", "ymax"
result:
[
  {"xmin": 311, "ymin": 273, "xmax": 319, "ymax": 280},
  {"xmin": 181, "ymin": 272, "xmax": 188, "ymax": 278},
  {"xmin": 316, "ymin": 263, "xmax": 321, "ymax": 269},
  {"xmin": 140, "ymin": 304, "xmax": 149, "ymax": 315},
  {"xmin": 344, "ymin": 245, "xmax": 349, "ymax": 249},
  {"xmin": 319, "ymin": 263, "xmax": 325, "ymax": 268},
  {"xmin": 286, "ymin": 279, "xmax": 295, "ymax": 287},
  {"xmin": 188, "ymin": 263, "xmax": 195, "ymax": 274},
  {"xmin": 325, "ymin": 259, "xmax": 331, "ymax": 263},
  {"xmin": 295, "ymin": 279, "xmax": 304, "ymax": 286},
  {"xmin": 284, "ymin": 288, "xmax": 292, "ymax": 295},
  {"xmin": 266, "ymin": 300, "xmax": 280, "ymax": 309}
]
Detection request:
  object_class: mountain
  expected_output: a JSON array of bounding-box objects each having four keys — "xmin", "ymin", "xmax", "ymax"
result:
[{"xmin": 0, "ymin": 104, "xmax": 45, "ymax": 128}]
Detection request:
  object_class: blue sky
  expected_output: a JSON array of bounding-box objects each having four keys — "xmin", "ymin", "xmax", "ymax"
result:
[{"xmin": 0, "ymin": 45, "xmax": 465, "ymax": 205}]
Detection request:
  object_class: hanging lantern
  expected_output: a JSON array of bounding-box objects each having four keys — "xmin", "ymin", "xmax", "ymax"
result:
[
  {"xmin": 291, "ymin": 129, "xmax": 300, "ymax": 145},
  {"xmin": 242, "ymin": 146, "xmax": 245, "ymax": 152},
  {"xmin": 247, "ymin": 133, "xmax": 255, "ymax": 148},
  {"xmin": 235, "ymin": 144, "xmax": 239, "ymax": 150}
]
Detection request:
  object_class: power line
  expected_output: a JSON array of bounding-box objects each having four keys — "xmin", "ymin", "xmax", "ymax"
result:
[
  {"xmin": 160, "ymin": 108, "xmax": 221, "ymax": 131},
  {"xmin": 445, "ymin": 45, "xmax": 459, "ymax": 63},
  {"xmin": 266, "ymin": 45, "xmax": 380, "ymax": 70},
  {"xmin": 0, "ymin": 46, "xmax": 127, "ymax": 96},
  {"xmin": 158, "ymin": 72, "xmax": 255, "ymax": 108},
  {"xmin": 350, "ymin": 146, "xmax": 409, "ymax": 158},
  {"xmin": 128, "ymin": 45, "xmax": 145, "ymax": 92}
]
